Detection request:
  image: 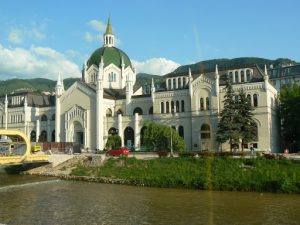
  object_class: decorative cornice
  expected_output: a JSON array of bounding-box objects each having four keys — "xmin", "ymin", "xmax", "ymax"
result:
[
  {"xmin": 219, "ymin": 82, "xmax": 264, "ymax": 93},
  {"xmin": 156, "ymin": 89, "xmax": 189, "ymax": 98}
]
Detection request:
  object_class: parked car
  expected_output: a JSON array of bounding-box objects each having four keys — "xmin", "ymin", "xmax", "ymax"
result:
[{"xmin": 106, "ymin": 147, "xmax": 129, "ymax": 157}]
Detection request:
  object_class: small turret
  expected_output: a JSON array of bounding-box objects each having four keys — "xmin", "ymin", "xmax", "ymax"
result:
[
  {"xmin": 151, "ymin": 78, "xmax": 155, "ymax": 103},
  {"xmin": 264, "ymin": 64, "xmax": 269, "ymax": 90},
  {"xmin": 189, "ymin": 68, "xmax": 193, "ymax": 97},
  {"xmin": 55, "ymin": 72, "xmax": 64, "ymax": 97},
  {"xmin": 215, "ymin": 64, "xmax": 220, "ymax": 95},
  {"xmin": 82, "ymin": 60, "xmax": 87, "ymax": 82}
]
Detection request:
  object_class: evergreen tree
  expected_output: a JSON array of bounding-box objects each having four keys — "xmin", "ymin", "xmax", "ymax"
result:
[
  {"xmin": 280, "ymin": 83, "xmax": 300, "ymax": 152},
  {"xmin": 216, "ymin": 80, "xmax": 240, "ymax": 151},
  {"xmin": 235, "ymin": 89, "xmax": 257, "ymax": 151}
]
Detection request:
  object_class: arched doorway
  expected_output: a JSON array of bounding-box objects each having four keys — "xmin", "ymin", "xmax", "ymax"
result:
[
  {"xmin": 108, "ymin": 127, "xmax": 118, "ymax": 136},
  {"xmin": 51, "ymin": 130, "xmax": 55, "ymax": 142},
  {"xmin": 124, "ymin": 127, "xmax": 134, "ymax": 148},
  {"xmin": 39, "ymin": 130, "xmax": 47, "ymax": 142},
  {"xmin": 30, "ymin": 130, "xmax": 36, "ymax": 142},
  {"xmin": 73, "ymin": 121, "xmax": 84, "ymax": 145}
]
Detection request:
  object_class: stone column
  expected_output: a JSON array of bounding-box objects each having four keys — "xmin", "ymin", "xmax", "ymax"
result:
[
  {"xmin": 55, "ymin": 97, "xmax": 61, "ymax": 142},
  {"xmin": 134, "ymin": 113, "xmax": 139, "ymax": 149},
  {"xmin": 36, "ymin": 119, "xmax": 40, "ymax": 142},
  {"xmin": 118, "ymin": 114, "xmax": 123, "ymax": 146}
]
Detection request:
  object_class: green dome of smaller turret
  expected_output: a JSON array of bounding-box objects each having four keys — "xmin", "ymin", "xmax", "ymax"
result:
[{"xmin": 87, "ymin": 47, "xmax": 133, "ymax": 69}]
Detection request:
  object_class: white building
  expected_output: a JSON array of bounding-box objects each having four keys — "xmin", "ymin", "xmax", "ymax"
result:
[{"xmin": 0, "ymin": 18, "xmax": 280, "ymax": 152}]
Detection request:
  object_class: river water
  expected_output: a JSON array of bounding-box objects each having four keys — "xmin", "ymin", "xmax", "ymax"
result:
[{"xmin": 1, "ymin": 170, "xmax": 300, "ymax": 225}]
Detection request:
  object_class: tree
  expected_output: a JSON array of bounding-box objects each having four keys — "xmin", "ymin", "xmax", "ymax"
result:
[
  {"xmin": 279, "ymin": 83, "xmax": 300, "ymax": 152},
  {"xmin": 216, "ymin": 80, "xmax": 240, "ymax": 151},
  {"xmin": 143, "ymin": 121, "xmax": 184, "ymax": 152},
  {"xmin": 235, "ymin": 89, "xmax": 257, "ymax": 151},
  {"xmin": 105, "ymin": 135, "xmax": 122, "ymax": 150}
]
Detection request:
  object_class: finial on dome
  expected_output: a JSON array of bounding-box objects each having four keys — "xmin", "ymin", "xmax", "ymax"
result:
[{"xmin": 105, "ymin": 16, "xmax": 113, "ymax": 35}]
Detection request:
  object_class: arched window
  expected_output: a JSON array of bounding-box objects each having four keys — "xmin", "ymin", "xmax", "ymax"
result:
[
  {"xmin": 117, "ymin": 109, "xmax": 123, "ymax": 116},
  {"xmin": 166, "ymin": 102, "xmax": 170, "ymax": 113},
  {"xmin": 168, "ymin": 79, "xmax": 171, "ymax": 90},
  {"xmin": 253, "ymin": 94, "xmax": 258, "ymax": 107},
  {"xmin": 229, "ymin": 72, "xmax": 233, "ymax": 82},
  {"xmin": 181, "ymin": 100, "xmax": 185, "ymax": 112},
  {"xmin": 173, "ymin": 79, "xmax": 176, "ymax": 89},
  {"xmin": 41, "ymin": 114, "xmax": 47, "ymax": 121},
  {"xmin": 235, "ymin": 71, "xmax": 239, "ymax": 83},
  {"xmin": 246, "ymin": 70, "xmax": 251, "ymax": 81},
  {"xmin": 171, "ymin": 101, "xmax": 175, "ymax": 113},
  {"xmin": 149, "ymin": 106, "xmax": 153, "ymax": 115},
  {"xmin": 201, "ymin": 124, "xmax": 211, "ymax": 139},
  {"xmin": 177, "ymin": 77, "xmax": 180, "ymax": 89},
  {"xmin": 161, "ymin": 102, "xmax": 164, "ymax": 113},
  {"xmin": 176, "ymin": 101, "xmax": 179, "ymax": 112},
  {"xmin": 178, "ymin": 126, "xmax": 184, "ymax": 139},
  {"xmin": 183, "ymin": 77, "xmax": 186, "ymax": 87},
  {"xmin": 206, "ymin": 97, "xmax": 210, "ymax": 110},
  {"xmin": 106, "ymin": 108, "xmax": 112, "ymax": 117},
  {"xmin": 133, "ymin": 107, "xmax": 143, "ymax": 115},
  {"xmin": 241, "ymin": 70, "xmax": 245, "ymax": 82},
  {"xmin": 109, "ymin": 72, "xmax": 116, "ymax": 82},
  {"xmin": 200, "ymin": 98, "xmax": 204, "ymax": 111},
  {"xmin": 52, "ymin": 114, "xmax": 55, "ymax": 121},
  {"xmin": 247, "ymin": 94, "xmax": 251, "ymax": 105}
]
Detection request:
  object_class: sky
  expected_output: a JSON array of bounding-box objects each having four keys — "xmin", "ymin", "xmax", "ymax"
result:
[{"xmin": 0, "ymin": 0, "xmax": 299, "ymax": 80}]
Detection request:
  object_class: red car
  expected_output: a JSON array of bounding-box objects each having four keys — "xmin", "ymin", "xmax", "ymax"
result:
[{"xmin": 106, "ymin": 147, "xmax": 129, "ymax": 157}]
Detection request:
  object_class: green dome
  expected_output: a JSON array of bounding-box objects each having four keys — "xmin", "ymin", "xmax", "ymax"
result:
[{"xmin": 87, "ymin": 47, "xmax": 132, "ymax": 69}]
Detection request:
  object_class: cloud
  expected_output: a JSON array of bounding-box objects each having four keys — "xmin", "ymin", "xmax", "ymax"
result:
[
  {"xmin": 66, "ymin": 50, "xmax": 79, "ymax": 57},
  {"xmin": 7, "ymin": 24, "xmax": 45, "ymax": 44},
  {"xmin": 8, "ymin": 28, "xmax": 23, "ymax": 44},
  {"xmin": 132, "ymin": 58, "xmax": 180, "ymax": 75},
  {"xmin": 0, "ymin": 44, "xmax": 81, "ymax": 80},
  {"xmin": 88, "ymin": 20, "xmax": 106, "ymax": 32}
]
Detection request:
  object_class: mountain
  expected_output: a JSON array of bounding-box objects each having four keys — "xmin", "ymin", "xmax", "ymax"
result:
[
  {"xmin": 0, "ymin": 57, "xmax": 298, "ymax": 96},
  {"xmin": 135, "ymin": 73, "xmax": 163, "ymax": 86},
  {"xmin": 0, "ymin": 78, "xmax": 80, "ymax": 96},
  {"xmin": 0, "ymin": 74, "xmax": 160, "ymax": 96},
  {"xmin": 166, "ymin": 57, "xmax": 298, "ymax": 77}
]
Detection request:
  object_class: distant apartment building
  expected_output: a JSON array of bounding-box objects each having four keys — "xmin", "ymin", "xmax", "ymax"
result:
[{"xmin": 268, "ymin": 64, "xmax": 300, "ymax": 90}]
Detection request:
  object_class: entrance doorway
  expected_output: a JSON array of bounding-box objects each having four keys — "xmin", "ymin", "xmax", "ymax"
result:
[{"xmin": 124, "ymin": 127, "xmax": 134, "ymax": 148}]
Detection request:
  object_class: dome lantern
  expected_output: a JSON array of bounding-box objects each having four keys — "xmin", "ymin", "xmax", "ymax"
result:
[{"xmin": 103, "ymin": 17, "xmax": 115, "ymax": 47}]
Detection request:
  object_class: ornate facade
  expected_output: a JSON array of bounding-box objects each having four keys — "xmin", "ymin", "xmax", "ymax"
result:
[{"xmin": 0, "ymin": 18, "xmax": 280, "ymax": 152}]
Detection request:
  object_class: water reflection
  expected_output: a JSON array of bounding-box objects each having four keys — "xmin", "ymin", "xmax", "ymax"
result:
[{"xmin": 0, "ymin": 175, "xmax": 300, "ymax": 225}]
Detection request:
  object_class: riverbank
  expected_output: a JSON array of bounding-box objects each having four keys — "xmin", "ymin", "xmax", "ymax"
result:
[{"xmin": 23, "ymin": 155, "xmax": 300, "ymax": 193}]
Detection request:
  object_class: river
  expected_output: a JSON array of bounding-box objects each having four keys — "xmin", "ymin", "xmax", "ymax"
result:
[{"xmin": 1, "ymin": 170, "xmax": 300, "ymax": 225}]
